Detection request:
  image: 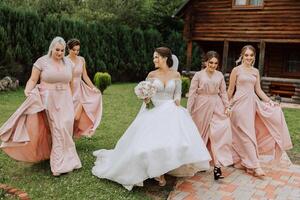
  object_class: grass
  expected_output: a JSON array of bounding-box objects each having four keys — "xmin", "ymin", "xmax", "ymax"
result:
[
  {"xmin": 0, "ymin": 83, "xmax": 300, "ymax": 199},
  {"xmin": 0, "ymin": 84, "xmax": 173, "ymax": 200}
]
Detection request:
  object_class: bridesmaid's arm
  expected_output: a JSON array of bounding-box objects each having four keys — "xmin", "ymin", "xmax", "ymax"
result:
[
  {"xmin": 186, "ymin": 73, "xmax": 199, "ymax": 113},
  {"xmin": 82, "ymin": 59, "xmax": 100, "ymax": 92},
  {"xmin": 219, "ymin": 76, "xmax": 230, "ymax": 108},
  {"xmin": 227, "ymin": 67, "xmax": 237, "ymax": 100},
  {"xmin": 24, "ymin": 67, "xmax": 40, "ymax": 97},
  {"xmin": 70, "ymin": 71, "xmax": 74, "ymax": 95},
  {"xmin": 219, "ymin": 76, "xmax": 232, "ymax": 117},
  {"xmin": 174, "ymin": 72, "xmax": 181, "ymax": 106},
  {"xmin": 254, "ymin": 70, "xmax": 271, "ymax": 102}
]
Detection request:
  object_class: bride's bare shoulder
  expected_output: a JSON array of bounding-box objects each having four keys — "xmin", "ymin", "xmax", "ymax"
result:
[
  {"xmin": 147, "ymin": 70, "xmax": 159, "ymax": 78},
  {"xmin": 171, "ymin": 71, "xmax": 181, "ymax": 79}
]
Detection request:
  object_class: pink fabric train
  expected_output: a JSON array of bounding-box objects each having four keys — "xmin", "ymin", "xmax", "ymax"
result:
[{"xmin": 71, "ymin": 56, "xmax": 102, "ymax": 138}]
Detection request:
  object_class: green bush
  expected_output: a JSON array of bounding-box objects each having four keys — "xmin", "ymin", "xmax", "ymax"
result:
[
  {"xmin": 93, "ymin": 72, "xmax": 111, "ymax": 93},
  {"xmin": 0, "ymin": 4, "xmax": 202, "ymax": 83},
  {"xmin": 181, "ymin": 76, "xmax": 190, "ymax": 97}
]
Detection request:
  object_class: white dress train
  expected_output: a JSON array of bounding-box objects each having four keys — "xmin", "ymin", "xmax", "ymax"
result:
[{"xmin": 92, "ymin": 78, "xmax": 211, "ymax": 190}]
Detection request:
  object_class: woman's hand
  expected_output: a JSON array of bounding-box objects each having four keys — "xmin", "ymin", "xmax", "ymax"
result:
[
  {"xmin": 92, "ymin": 87, "xmax": 100, "ymax": 93},
  {"xmin": 266, "ymin": 100, "xmax": 279, "ymax": 107},
  {"xmin": 24, "ymin": 89, "xmax": 30, "ymax": 97},
  {"xmin": 144, "ymin": 98, "xmax": 150, "ymax": 104}
]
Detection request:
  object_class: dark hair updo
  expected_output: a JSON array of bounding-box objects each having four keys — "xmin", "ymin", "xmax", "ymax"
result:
[
  {"xmin": 155, "ymin": 47, "xmax": 173, "ymax": 68},
  {"xmin": 67, "ymin": 38, "xmax": 80, "ymax": 50}
]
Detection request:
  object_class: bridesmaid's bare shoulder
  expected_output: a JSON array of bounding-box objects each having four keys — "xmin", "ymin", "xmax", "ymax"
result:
[{"xmin": 231, "ymin": 66, "xmax": 240, "ymax": 74}]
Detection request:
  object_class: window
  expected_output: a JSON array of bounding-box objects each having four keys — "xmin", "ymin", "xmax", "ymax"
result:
[
  {"xmin": 233, "ymin": 0, "xmax": 263, "ymax": 7},
  {"xmin": 287, "ymin": 52, "xmax": 300, "ymax": 73}
]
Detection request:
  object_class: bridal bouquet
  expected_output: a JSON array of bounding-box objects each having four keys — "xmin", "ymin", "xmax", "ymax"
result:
[{"xmin": 134, "ymin": 81, "xmax": 157, "ymax": 109}]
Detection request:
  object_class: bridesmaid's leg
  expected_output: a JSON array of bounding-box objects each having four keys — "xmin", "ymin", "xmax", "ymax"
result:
[{"xmin": 75, "ymin": 103, "xmax": 83, "ymax": 121}]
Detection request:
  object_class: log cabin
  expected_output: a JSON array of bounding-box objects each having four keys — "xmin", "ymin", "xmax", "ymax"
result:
[{"xmin": 174, "ymin": 0, "xmax": 300, "ymax": 103}]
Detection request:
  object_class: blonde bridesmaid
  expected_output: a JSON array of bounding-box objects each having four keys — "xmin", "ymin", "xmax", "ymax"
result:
[
  {"xmin": 66, "ymin": 38, "xmax": 102, "ymax": 138},
  {"xmin": 227, "ymin": 45, "xmax": 292, "ymax": 177},
  {"xmin": 0, "ymin": 37, "xmax": 82, "ymax": 176},
  {"xmin": 187, "ymin": 51, "xmax": 233, "ymax": 180}
]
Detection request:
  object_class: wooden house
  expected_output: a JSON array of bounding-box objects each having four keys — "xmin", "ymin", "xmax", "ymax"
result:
[{"xmin": 174, "ymin": 0, "xmax": 300, "ymax": 103}]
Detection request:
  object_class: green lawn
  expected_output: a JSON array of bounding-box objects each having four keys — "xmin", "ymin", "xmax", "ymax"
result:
[
  {"xmin": 0, "ymin": 83, "xmax": 299, "ymax": 199},
  {"xmin": 0, "ymin": 84, "xmax": 173, "ymax": 200}
]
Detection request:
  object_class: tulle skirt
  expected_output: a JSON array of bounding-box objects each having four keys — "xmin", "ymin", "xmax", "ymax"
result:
[{"xmin": 92, "ymin": 100, "xmax": 211, "ymax": 190}]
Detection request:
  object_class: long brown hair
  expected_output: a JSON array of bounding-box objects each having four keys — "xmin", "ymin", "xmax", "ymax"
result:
[
  {"xmin": 202, "ymin": 51, "xmax": 220, "ymax": 69},
  {"xmin": 67, "ymin": 38, "xmax": 80, "ymax": 50}
]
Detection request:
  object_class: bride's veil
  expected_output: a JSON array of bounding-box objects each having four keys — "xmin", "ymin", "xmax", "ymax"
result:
[{"xmin": 171, "ymin": 54, "xmax": 179, "ymax": 71}]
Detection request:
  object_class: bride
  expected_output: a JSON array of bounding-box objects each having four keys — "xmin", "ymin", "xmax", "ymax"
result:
[{"xmin": 92, "ymin": 47, "xmax": 211, "ymax": 190}]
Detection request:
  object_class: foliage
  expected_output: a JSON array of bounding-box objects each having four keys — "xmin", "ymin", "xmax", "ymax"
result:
[
  {"xmin": 0, "ymin": 1, "xmax": 204, "ymax": 84},
  {"xmin": 181, "ymin": 76, "xmax": 190, "ymax": 97},
  {"xmin": 147, "ymin": 0, "xmax": 184, "ymax": 37},
  {"xmin": 93, "ymin": 72, "xmax": 111, "ymax": 93}
]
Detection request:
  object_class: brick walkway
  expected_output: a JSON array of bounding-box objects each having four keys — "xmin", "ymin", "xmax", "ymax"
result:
[
  {"xmin": 168, "ymin": 153, "xmax": 300, "ymax": 200},
  {"xmin": 0, "ymin": 184, "xmax": 30, "ymax": 200}
]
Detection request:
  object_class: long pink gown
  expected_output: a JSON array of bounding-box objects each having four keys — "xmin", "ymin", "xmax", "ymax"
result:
[
  {"xmin": 187, "ymin": 70, "xmax": 233, "ymax": 167},
  {"xmin": 0, "ymin": 55, "xmax": 82, "ymax": 174},
  {"xmin": 70, "ymin": 56, "xmax": 102, "ymax": 138},
  {"xmin": 230, "ymin": 66, "xmax": 292, "ymax": 169}
]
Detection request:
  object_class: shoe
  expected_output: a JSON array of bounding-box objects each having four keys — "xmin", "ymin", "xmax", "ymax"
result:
[
  {"xmin": 233, "ymin": 163, "xmax": 246, "ymax": 170},
  {"xmin": 246, "ymin": 168, "xmax": 265, "ymax": 178},
  {"xmin": 214, "ymin": 166, "xmax": 224, "ymax": 180},
  {"xmin": 52, "ymin": 172, "xmax": 61, "ymax": 176},
  {"xmin": 154, "ymin": 175, "xmax": 166, "ymax": 186},
  {"xmin": 253, "ymin": 168, "xmax": 266, "ymax": 178}
]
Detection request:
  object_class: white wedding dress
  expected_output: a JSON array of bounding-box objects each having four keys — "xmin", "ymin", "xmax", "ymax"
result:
[{"xmin": 92, "ymin": 78, "xmax": 211, "ymax": 190}]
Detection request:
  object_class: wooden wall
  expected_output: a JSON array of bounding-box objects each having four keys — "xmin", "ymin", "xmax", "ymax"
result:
[{"xmin": 183, "ymin": 0, "xmax": 300, "ymax": 42}]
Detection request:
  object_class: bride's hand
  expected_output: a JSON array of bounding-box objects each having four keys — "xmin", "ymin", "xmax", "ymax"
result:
[
  {"xmin": 144, "ymin": 98, "xmax": 150, "ymax": 104},
  {"xmin": 175, "ymin": 99, "xmax": 180, "ymax": 106}
]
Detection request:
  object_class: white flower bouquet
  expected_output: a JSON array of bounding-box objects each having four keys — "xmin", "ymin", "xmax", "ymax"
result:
[{"xmin": 134, "ymin": 81, "xmax": 157, "ymax": 109}]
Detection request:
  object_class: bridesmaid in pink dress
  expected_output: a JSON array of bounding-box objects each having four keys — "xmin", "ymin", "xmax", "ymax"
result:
[
  {"xmin": 227, "ymin": 45, "xmax": 292, "ymax": 177},
  {"xmin": 187, "ymin": 51, "xmax": 233, "ymax": 180},
  {"xmin": 0, "ymin": 37, "xmax": 82, "ymax": 176},
  {"xmin": 66, "ymin": 39, "xmax": 102, "ymax": 138}
]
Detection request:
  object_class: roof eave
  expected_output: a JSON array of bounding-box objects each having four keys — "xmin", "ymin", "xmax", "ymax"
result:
[{"xmin": 172, "ymin": 0, "xmax": 193, "ymax": 18}]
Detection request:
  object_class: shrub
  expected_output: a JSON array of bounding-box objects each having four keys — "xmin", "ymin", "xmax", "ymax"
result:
[
  {"xmin": 93, "ymin": 72, "xmax": 111, "ymax": 94},
  {"xmin": 181, "ymin": 76, "xmax": 190, "ymax": 97}
]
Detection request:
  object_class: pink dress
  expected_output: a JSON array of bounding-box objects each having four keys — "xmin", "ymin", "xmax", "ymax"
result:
[
  {"xmin": 0, "ymin": 55, "xmax": 82, "ymax": 174},
  {"xmin": 187, "ymin": 70, "xmax": 233, "ymax": 166},
  {"xmin": 71, "ymin": 56, "xmax": 102, "ymax": 138},
  {"xmin": 230, "ymin": 66, "xmax": 292, "ymax": 169}
]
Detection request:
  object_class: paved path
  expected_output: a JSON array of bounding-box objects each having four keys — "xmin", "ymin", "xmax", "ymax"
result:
[{"xmin": 168, "ymin": 154, "xmax": 300, "ymax": 200}]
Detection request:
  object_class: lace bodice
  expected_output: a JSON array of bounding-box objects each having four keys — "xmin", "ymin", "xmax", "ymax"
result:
[{"xmin": 147, "ymin": 78, "xmax": 182, "ymax": 101}]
